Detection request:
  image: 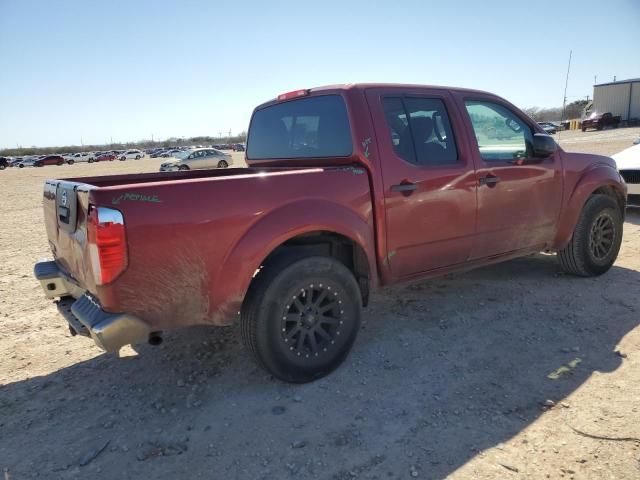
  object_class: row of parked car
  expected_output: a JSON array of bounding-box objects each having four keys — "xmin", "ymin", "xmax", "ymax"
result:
[
  {"xmin": 0, "ymin": 143, "xmax": 246, "ymax": 170},
  {"xmin": 148, "ymin": 143, "xmax": 245, "ymax": 158},
  {"xmin": 0, "ymin": 149, "xmax": 146, "ymax": 169}
]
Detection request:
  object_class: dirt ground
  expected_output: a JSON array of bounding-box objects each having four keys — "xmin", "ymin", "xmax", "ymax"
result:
[{"xmin": 1, "ymin": 129, "xmax": 640, "ymax": 480}]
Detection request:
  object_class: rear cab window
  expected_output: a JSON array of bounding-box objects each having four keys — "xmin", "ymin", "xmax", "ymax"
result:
[{"xmin": 247, "ymin": 95, "xmax": 353, "ymax": 160}]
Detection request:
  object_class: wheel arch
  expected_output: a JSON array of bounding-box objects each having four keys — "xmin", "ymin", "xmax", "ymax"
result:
[
  {"xmin": 210, "ymin": 200, "xmax": 377, "ymax": 325},
  {"xmin": 554, "ymin": 164, "xmax": 626, "ymax": 249}
]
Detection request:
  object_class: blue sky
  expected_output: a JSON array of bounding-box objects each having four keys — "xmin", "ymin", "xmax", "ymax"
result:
[{"xmin": 1, "ymin": 0, "xmax": 638, "ymax": 148}]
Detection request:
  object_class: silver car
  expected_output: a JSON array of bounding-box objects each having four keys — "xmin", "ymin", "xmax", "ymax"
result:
[{"xmin": 159, "ymin": 148, "xmax": 232, "ymax": 171}]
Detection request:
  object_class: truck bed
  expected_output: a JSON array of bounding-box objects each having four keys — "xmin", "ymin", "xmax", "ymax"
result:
[
  {"xmin": 61, "ymin": 166, "xmax": 294, "ymax": 188},
  {"xmin": 43, "ymin": 165, "xmax": 374, "ymax": 329}
]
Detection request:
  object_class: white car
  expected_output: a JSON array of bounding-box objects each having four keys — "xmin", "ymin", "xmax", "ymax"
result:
[
  {"xmin": 159, "ymin": 148, "xmax": 232, "ymax": 171},
  {"xmin": 66, "ymin": 152, "xmax": 95, "ymax": 164},
  {"xmin": 119, "ymin": 149, "xmax": 144, "ymax": 161},
  {"xmin": 17, "ymin": 156, "xmax": 38, "ymax": 168},
  {"xmin": 612, "ymin": 143, "xmax": 640, "ymax": 207}
]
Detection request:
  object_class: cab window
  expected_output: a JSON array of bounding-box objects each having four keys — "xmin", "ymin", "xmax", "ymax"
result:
[
  {"xmin": 464, "ymin": 101, "xmax": 533, "ymax": 161},
  {"xmin": 382, "ymin": 97, "xmax": 458, "ymax": 166},
  {"xmin": 247, "ymin": 95, "xmax": 352, "ymax": 159}
]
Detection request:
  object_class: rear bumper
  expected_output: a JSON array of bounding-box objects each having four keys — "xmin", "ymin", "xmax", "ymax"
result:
[{"xmin": 34, "ymin": 261, "xmax": 150, "ymax": 351}]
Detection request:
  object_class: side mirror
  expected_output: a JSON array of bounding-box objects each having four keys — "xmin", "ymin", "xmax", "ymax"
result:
[{"xmin": 532, "ymin": 133, "xmax": 557, "ymax": 157}]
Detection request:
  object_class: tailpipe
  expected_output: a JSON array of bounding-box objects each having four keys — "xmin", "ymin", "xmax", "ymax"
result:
[{"xmin": 148, "ymin": 331, "xmax": 163, "ymax": 346}]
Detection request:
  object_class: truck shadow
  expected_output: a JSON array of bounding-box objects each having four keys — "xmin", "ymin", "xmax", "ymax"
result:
[{"xmin": 1, "ymin": 254, "xmax": 639, "ymax": 479}]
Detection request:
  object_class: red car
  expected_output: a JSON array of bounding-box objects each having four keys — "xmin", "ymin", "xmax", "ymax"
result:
[
  {"xmin": 95, "ymin": 152, "xmax": 116, "ymax": 162},
  {"xmin": 582, "ymin": 112, "xmax": 621, "ymax": 131},
  {"xmin": 34, "ymin": 83, "xmax": 626, "ymax": 383},
  {"xmin": 34, "ymin": 155, "xmax": 65, "ymax": 167}
]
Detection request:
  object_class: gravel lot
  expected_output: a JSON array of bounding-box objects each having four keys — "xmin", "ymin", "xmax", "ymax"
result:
[{"xmin": 1, "ymin": 130, "xmax": 640, "ymax": 479}]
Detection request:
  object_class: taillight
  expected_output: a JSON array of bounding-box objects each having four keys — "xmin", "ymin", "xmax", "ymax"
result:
[
  {"xmin": 88, "ymin": 206, "xmax": 127, "ymax": 285},
  {"xmin": 277, "ymin": 89, "xmax": 309, "ymax": 101}
]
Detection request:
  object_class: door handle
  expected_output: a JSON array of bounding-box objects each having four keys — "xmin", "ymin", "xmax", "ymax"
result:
[
  {"xmin": 478, "ymin": 175, "xmax": 500, "ymax": 187},
  {"xmin": 390, "ymin": 182, "xmax": 417, "ymax": 193}
]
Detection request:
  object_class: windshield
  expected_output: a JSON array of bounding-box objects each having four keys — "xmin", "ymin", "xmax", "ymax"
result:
[
  {"xmin": 174, "ymin": 150, "xmax": 192, "ymax": 160},
  {"xmin": 247, "ymin": 94, "xmax": 352, "ymax": 160}
]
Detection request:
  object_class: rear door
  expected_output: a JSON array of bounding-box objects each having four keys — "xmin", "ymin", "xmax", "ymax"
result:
[
  {"xmin": 366, "ymin": 87, "xmax": 477, "ymax": 278},
  {"xmin": 456, "ymin": 95, "xmax": 563, "ymax": 258}
]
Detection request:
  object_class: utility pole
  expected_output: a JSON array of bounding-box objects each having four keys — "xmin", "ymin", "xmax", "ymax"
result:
[{"xmin": 561, "ymin": 50, "xmax": 572, "ymax": 125}]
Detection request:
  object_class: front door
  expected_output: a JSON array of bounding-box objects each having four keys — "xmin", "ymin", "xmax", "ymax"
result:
[
  {"xmin": 366, "ymin": 88, "xmax": 478, "ymax": 279},
  {"xmin": 459, "ymin": 97, "xmax": 563, "ymax": 259}
]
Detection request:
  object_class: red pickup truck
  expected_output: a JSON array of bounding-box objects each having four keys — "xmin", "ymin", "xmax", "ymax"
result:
[
  {"xmin": 35, "ymin": 84, "xmax": 626, "ymax": 383},
  {"xmin": 581, "ymin": 112, "xmax": 621, "ymax": 131}
]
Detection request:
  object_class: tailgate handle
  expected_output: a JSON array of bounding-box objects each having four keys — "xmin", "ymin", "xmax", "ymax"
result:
[{"xmin": 58, "ymin": 206, "xmax": 70, "ymax": 224}]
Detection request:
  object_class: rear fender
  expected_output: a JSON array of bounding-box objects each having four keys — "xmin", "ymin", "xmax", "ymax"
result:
[
  {"xmin": 554, "ymin": 164, "xmax": 625, "ymax": 249},
  {"xmin": 210, "ymin": 199, "xmax": 376, "ymax": 325}
]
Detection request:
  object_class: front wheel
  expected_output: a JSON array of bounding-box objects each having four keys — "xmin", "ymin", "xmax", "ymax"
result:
[
  {"xmin": 67, "ymin": 160, "xmax": 74, "ymax": 165},
  {"xmin": 217, "ymin": 160, "xmax": 228, "ymax": 168},
  {"xmin": 241, "ymin": 256, "xmax": 362, "ymax": 383},
  {"xmin": 178, "ymin": 165, "xmax": 189, "ymax": 171},
  {"xmin": 558, "ymin": 194, "xmax": 623, "ymax": 276},
  {"xmin": 88, "ymin": 158, "xmax": 94, "ymax": 163},
  {"xmin": 135, "ymin": 155, "xmax": 141, "ymax": 160}
]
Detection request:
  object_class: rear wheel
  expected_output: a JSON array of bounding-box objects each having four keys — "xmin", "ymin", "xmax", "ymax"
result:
[
  {"xmin": 241, "ymin": 256, "xmax": 362, "ymax": 383},
  {"xmin": 135, "ymin": 155, "xmax": 141, "ymax": 160},
  {"xmin": 67, "ymin": 159, "xmax": 74, "ymax": 165},
  {"xmin": 217, "ymin": 160, "xmax": 229, "ymax": 168},
  {"xmin": 19, "ymin": 164, "xmax": 24, "ymax": 168},
  {"xmin": 88, "ymin": 158, "xmax": 94, "ymax": 163},
  {"xmin": 558, "ymin": 194, "xmax": 623, "ymax": 276},
  {"xmin": 0, "ymin": 164, "xmax": 5, "ymax": 170}
]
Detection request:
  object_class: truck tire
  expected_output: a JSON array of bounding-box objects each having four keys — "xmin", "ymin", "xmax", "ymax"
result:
[
  {"xmin": 557, "ymin": 194, "xmax": 623, "ymax": 277},
  {"xmin": 241, "ymin": 256, "xmax": 362, "ymax": 383}
]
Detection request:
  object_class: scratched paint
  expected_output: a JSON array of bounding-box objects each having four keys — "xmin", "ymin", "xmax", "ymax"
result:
[{"xmin": 361, "ymin": 137, "xmax": 372, "ymax": 159}]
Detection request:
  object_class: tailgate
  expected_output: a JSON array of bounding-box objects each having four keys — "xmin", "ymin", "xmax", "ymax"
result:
[{"xmin": 43, "ymin": 179, "xmax": 97, "ymax": 291}]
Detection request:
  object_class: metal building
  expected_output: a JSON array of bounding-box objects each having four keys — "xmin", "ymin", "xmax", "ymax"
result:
[{"xmin": 592, "ymin": 78, "xmax": 640, "ymax": 123}]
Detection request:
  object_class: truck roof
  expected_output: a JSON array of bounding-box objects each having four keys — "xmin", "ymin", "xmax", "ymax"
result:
[{"xmin": 255, "ymin": 83, "xmax": 496, "ymax": 110}]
